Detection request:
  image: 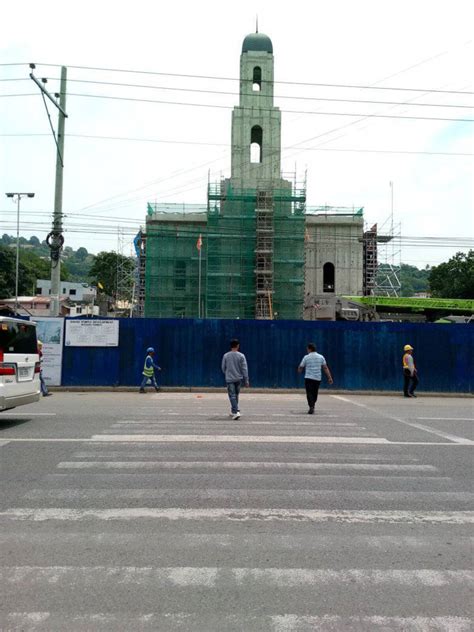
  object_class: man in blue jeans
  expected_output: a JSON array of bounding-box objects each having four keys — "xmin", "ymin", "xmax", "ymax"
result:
[
  {"xmin": 139, "ymin": 347, "xmax": 161, "ymax": 393},
  {"xmin": 221, "ymin": 339, "xmax": 249, "ymax": 419}
]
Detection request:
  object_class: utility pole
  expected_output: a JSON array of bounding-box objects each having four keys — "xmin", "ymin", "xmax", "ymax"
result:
[
  {"xmin": 30, "ymin": 64, "xmax": 68, "ymax": 316},
  {"xmin": 5, "ymin": 192, "xmax": 35, "ymax": 309},
  {"xmin": 50, "ymin": 66, "xmax": 67, "ymax": 316}
]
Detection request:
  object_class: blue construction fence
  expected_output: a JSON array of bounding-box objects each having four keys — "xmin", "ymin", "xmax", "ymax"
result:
[{"xmin": 61, "ymin": 318, "xmax": 473, "ymax": 393}]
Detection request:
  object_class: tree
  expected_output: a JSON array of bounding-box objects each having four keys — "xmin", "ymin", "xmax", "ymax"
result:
[
  {"xmin": 1, "ymin": 234, "xmax": 13, "ymax": 246},
  {"xmin": 0, "ymin": 246, "xmax": 69, "ymax": 298},
  {"xmin": 75, "ymin": 247, "xmax": 89, "ymax": 261},
  {"xmin": 0, "ymin": 246, "xmax": 42, "ymax": 297},
  {"xmin": 429, "ymin": 251, "xmax": 474, "ymax": 299},
  {"xmin": 399, "ymin": 263, "xmax": 431, "ymax": 297},
  {"xmin": 0, "ymin": 247, "xmax": 16, "ymax": 297},
  {"xmin": 89, "ymin": 251, "xmax": 135, "ymax": 299}
]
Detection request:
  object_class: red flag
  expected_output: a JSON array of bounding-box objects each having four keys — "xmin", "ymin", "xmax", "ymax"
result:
[{"xmin": 196, "ymin": 234, "xmax": 202, "ymax": 251}]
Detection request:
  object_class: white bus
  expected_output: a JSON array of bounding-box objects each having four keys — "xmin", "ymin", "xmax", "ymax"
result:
[{"xmin": 0, "ymin": 316, "xmax": 41, "ymax": 411}]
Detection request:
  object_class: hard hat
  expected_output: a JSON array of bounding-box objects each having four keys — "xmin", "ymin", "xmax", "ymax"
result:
[
  {"xmin": 37, "ymin": 340, "xmax": 43, "ymax": 347},
  {"xmin": 404, "ymin": 344, "xmax": 414, "ymax": 351},
  {"xmin": 146, "ymin": 347, "xmax": 155, "ymax": 353}
]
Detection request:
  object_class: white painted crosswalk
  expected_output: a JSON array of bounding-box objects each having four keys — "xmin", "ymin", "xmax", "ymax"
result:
[{"xmin": 1, "ymin": 396, "xmax": 472, "ymax": 630}]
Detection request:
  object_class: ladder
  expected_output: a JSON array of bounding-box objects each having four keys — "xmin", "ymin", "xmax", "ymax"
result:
[{"xmin": 255, "ymin": 191, "xmax": 274, "ymax": 319}]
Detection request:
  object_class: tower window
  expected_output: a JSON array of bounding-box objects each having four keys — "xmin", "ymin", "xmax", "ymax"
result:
[
  {"xmin": 252, "ymin": 66, "xmax": 262, "ymax": 91},
  {"xmin": 250, "ymin": 125, "xmax": 263, "ymax": 163},
  {"xmin": 323, "ymin": 262, "xmax": 335, "ymax": 292}
]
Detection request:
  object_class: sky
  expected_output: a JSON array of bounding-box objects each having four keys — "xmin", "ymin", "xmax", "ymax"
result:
[{"xmin": 1, "ymin": 0, "xmax": 473, "ymax": 267}]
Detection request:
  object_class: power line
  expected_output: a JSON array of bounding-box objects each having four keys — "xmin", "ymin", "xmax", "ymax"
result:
[
  {"xmin": 2, "ymin": 214, "xmax": 472, "ymax": 247},
  {"xmin": 3, "ymin": 49, "xmax": 471, "ymax": 217},
  {"xmin": 2, "ymin": 91, "xmax": 472, "ymax": 122},
  {"xmin": 2, "ymin": 133, "xmax": 472, "ymax": 156},
  {"xmin": 2, "ymin": 61, "xmax": 472, "ymax": 95},
  {"xmin": 17, "ymin": 77, "xmax": 472, "ymax": 109}
]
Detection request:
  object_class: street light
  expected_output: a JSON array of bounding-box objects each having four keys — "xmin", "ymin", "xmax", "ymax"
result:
[{"xmin": 5, "ymin": 192, "xmax": 35, "ymax": 310}]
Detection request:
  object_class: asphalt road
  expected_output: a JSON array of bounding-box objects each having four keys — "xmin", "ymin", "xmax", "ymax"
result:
[{"xmin": 0, "ymin": 392, "xmax": 472, "ymax": 631}]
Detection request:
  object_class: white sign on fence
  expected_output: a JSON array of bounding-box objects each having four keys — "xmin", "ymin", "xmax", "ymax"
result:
[
  {"xmin": 65, "ymin": 319, "xmax": 119, "ymax": 347},
  {"xmin": 34, "ymin": 317, "xmax": 64, "ymax": 386}
]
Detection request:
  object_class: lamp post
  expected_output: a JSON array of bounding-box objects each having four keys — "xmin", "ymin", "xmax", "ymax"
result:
[{"xmin": 5, "ymin": 192, "xmax": 35, "ymax": 309}]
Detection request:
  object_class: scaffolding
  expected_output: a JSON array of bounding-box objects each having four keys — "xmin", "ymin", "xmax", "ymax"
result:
[
  {"xmin": 376, "ymin": 221, "xmax": 402, "ymax": 296},
  {"xmin": 144, "ymin": 203, "xmax": 207, "ymax": 317},
  {"xmin": 363, "ymin": 224, "xmax": 378, "ymax": 296},
  {"xmin": 143, "ymin": 179, "xmax": 306, "ymax": 319},
  {"xmin": 375, "ymin": 182, "xmax": 402, "ymax": 297},
  {"xmin": 206, "ymin": 178, "xmax": 306, "ymax": 319},
  {"xmin": 255, "ymin": 191, "xmax": 274, "ymax": 319},
  {"xmin": 133, "ymin": 230, "xmax": 146, "ymax": 317},
  {"xmin": 362, "ymin": 221, "xmax": 400, "ymax": 297}
]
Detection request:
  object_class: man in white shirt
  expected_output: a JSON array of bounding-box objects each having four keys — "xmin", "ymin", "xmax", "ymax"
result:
[{"xmin": 298, "ymin": 343, "xmax": 333, "ymax": 414}]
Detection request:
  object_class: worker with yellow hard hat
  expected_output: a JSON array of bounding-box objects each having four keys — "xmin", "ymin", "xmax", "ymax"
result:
[{"xmin": 402, "ymin": 344, "xmax": 418, "ymax": 398}]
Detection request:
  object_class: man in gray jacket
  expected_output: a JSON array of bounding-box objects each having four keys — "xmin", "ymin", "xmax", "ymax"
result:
[{"xmin": 221, "ymin": 339, "xmax": 249, "ymax": 419}]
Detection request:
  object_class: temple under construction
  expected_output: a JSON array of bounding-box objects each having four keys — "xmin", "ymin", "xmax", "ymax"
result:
[{"xmin": 139, "ymin": 31, "xmax": 392, "ymax": 320}]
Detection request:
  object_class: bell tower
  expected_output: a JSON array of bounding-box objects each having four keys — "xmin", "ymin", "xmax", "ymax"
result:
[{"xmin": 231, "ymin": 32, "xmax": 282, "ymax": 188}]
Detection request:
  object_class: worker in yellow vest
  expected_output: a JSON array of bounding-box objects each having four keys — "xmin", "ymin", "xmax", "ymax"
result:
[
  {"xmin": 402, "ymin": 344, "xmax": 418, "ymax": 398},
  {"xmin": 139, "ymin": 347, "xmax": 161, "ymax": 393}
]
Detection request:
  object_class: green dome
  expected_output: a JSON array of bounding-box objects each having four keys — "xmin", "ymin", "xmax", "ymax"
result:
[{"xmin": 242, "ymin": 32, "xmax": 273, "ymax": 54}]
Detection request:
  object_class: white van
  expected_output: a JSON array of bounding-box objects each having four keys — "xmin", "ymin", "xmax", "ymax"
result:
[{"xmin": 0, "ymin": 316, "xmax": 40, "ymax": 411}]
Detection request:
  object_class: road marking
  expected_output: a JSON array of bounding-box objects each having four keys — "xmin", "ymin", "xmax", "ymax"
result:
[
  {"xmin": 2, "ymin": 507, "xmax": 472, "ymax": 524},
  {"xmin": 56, "ymin": 460, "xmax": 437, "ymax": 472},
  {"xmin": 0, "ymin": 438, "xmax": 92, "ymax": 443},
  {"xmin": 331, "ymin": 395, "xmax": 474, "ymax": 444},
  {"xmin": 112, "ymin": 421, "xmax": 358, "ymax": 427},
  {"xmin": 44, "ymin": 473, "xmax": 454, "ymax": 486},
  {"xmin": 90, "ymin": 434, "xmax": 390, "ymax": 444},
  {"xmin": 417, "ymin": 417, "xmax": 473, "ymax": 421},
  {"xmin": 2, "ymin": 613, "xmax": 470, "ymax": 631},
  {"xmin": 130, "ymin": 413, "xmax": 343, "ymax": 418},
  {"xmin": 2, "ymin": 613, "xmax": 471, "ymax": 631},
  {"xmin": 0, "ymin": 565, "xmax": 472, "ymax": 588},
  {"xmin": 0, "ymin": 440, "xmax": 11, "ymax": 447},
  {"xmin": 0, "ymin": 437, "xmax": 470, "ymax": 446},
  {"xmin": 23, "ymin": 488, "xmax": 474, "ymax": 503},
  {"xmin": 71, "ymin": 451, "xmax": 420, "ymax": 461},
  {"xmin": 0, "ymin": 412, "xmax": 56, "ymax": 416},
  {"xmin": 331, "ymin": 395, "xmax": 367, "ymax": 408},
  {"xmin": 271, "ymin": 615, "xmax": 473, "ymax": 631}
]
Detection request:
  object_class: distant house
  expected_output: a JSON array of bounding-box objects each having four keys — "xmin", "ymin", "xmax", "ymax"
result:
[
  {"xmin": 0, "ymin": 296, "xmax": 72, "ymax": 317},
  {"xmin": 36, "ymin": 280, "xmax": 97, "ymax": 302},
  {"xmin": 414, "ymin": 292, "xmax": 432, "ymax": 298},
  {"xmin": 0, "ymin": 296, "xmax": 99, "ymax": 318}
]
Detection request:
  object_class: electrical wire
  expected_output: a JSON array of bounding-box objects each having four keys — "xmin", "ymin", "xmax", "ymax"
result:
[
  {"xmin": 2, "ymin": 48, "xmax": 472, "ymax": 219},
  {"xmin": 17, "ymin": 77, "xmax": 472, "ymax": 109},
  {"xmin": 2, "ymin": 90, "xmax": 472, "ymax": 122},
  {"xmin": 2, "ymin": 133, "xmax": 472, "ymax": 156},
  {"xmin": 2, "ymin": 213, "xmax": 472, "ymax": 247},
  {"xmin": 2, "ymin": 60, "xmax": 472, "ymax": 94}
]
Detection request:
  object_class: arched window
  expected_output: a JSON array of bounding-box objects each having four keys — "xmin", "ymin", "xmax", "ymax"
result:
[
  {"xmin": 252, "ymin": 66, "xmax": 262, "ymax": 91},
  {"xmin": 250, "ymin": 125, "xmax": 263, "ymax": 163},
  {"xmin": 323, "ymin": 262, "xmax": 335, "ymax": 292}
]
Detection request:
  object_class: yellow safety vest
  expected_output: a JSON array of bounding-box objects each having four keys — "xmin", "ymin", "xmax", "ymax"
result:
[{"xmin": 143, "ymin": 357, "xmax": 154, "ymax": 377}]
